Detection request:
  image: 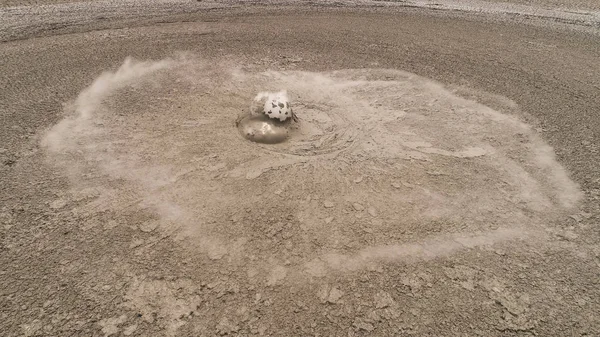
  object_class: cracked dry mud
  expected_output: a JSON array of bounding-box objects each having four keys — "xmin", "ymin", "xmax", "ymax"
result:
[{"xmin": 1, "ymin": 1, "xmax": 600, "ymax": 337}]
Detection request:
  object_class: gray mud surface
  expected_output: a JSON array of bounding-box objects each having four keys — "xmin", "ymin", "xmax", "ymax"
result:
[{"xmin": 1, "ymin": 1, "xmax": 599, "ymax": 336}]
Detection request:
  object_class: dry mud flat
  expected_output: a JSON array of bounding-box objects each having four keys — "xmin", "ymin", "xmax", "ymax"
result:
[{"xmin": 1, "ymin": 1, "xmax": 600, "ymax": 337}]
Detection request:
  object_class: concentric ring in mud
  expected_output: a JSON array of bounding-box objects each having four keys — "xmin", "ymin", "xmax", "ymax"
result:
[
  {"xmin": 244, "ymin": 100, "xmax": 362, "ymax": 156},
  {"xmin": 43, "ymin": 57, "xmax": 581, "ymax": 274}
]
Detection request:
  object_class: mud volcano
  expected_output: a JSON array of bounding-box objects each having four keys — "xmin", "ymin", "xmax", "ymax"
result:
[{"xmin": 237, "ymin": 90, "xmax": 296, "ymax": 144}]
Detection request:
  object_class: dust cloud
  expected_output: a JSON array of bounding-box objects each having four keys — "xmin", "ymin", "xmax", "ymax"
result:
[
  {"xmin": 315, "ymin": 228, "xmax": 531, "ymax": 273},
  {"xmin": 43, "ymin": 57, "xmax": 174, "ymax": 152},
  {"xmin": 42, "ymin": 57, "xmax": 582, "ymax": 278}
]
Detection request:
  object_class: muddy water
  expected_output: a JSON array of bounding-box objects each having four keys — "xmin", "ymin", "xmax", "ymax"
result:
[{"xmin": 237, "ymin": 114, "xmax": 290, "ymax": 144}]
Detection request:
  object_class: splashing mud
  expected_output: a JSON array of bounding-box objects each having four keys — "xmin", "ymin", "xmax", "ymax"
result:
[{"xmin": 42, "ymin": 57, "xmax": 582, "ymax": 278}]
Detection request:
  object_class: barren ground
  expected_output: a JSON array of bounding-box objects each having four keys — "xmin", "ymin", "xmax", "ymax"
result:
[{"xmin": 1, "ymin": 1, "xmax": 599, "ymax": 336}]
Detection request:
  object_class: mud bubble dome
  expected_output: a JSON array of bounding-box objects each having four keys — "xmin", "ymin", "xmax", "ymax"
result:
[{"xmin": 237, "ymin": 90, "xmax": 297, "ymax": 144}]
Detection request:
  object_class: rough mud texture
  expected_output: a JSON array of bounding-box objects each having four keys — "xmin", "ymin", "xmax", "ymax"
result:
[{"xmin": 1, "ymin": 1, "xmax": 600, "ymax": 337}]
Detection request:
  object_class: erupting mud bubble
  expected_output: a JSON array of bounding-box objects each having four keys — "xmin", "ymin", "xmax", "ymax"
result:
[
  {"xmin": 257, "ymin": 90, "xmax": 294, "ymax": 122},
  {"xmin": 237, "ymin": 90, "xmax": 297, "ymax": 144}
]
